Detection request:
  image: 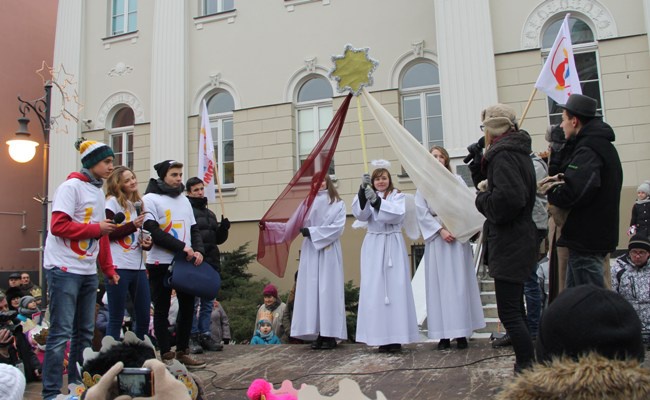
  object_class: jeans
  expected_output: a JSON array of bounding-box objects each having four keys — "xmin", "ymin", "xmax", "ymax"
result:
[
  {"xmin": 494, "ymin": 279, "xmax": 534, "ymax": 369},
  {"xmin": 147, "ymin": 264, "xmax": 195, "ymax": 354},
  {"xmin": 42, "ymin": 268, "xmax": 98, "ymax": 400},
  {"xmin": 106, "ymin": 269, "xmax": 151, "ymax": 340},
  {"xmin": 566, "ymin": 249, "xmax": 605, "ymax": 288},
  {"xmin": 523, "ymin": 229, "xmax": 547, "ymax": 338},
  {"xmin": 191, "ymin": 296, "xmax": 215, "ymax": 336}
]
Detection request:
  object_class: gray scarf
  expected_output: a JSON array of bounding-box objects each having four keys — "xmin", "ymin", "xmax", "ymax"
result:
[{"xmin": 80, "ymin": 168, "xmax": 104, "ymax": 188}]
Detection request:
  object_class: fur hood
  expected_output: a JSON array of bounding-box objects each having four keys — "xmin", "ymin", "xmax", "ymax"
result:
[{"xmin": 497, "ymin": 353, "xmax": 650, "ymax": 400}]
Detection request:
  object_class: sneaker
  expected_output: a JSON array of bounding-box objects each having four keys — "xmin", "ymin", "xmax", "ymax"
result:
[
  {"xmin": 199, "ymin": 333, "xmax": 223, "ymax": 352},
  {"xmin": 175, "ymin": 350, "xmax": 206, "ymax": 370},
  {"xmin": 491, "ymin": 333, "xmax": 512, "ymax": 348},
  {"xmin": 437, "ymin": 339, "xmax": 451, "ymax": 350},
  {"xmin": 189, "ymin": 335, "xmax": 204, "ymax": 354}
]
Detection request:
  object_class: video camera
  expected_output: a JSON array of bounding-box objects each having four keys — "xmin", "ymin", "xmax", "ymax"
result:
[{"xmin": 0, "ymin": 310, "xmax": 19, "ymax": 332}]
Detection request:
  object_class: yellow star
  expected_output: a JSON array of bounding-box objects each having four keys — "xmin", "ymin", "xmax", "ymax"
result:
[{"xmin": 329, "ymin": 45, "xmax": 378, "ymax": 96}]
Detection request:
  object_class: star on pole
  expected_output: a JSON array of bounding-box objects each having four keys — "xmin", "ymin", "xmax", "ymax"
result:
[
  {"xmin": 329, "ymin": 44, "xmax": 378, "ymax": 96},
  {"xmin": 35, "ymin": 61, "xmax": 53, "ymax": 84}
]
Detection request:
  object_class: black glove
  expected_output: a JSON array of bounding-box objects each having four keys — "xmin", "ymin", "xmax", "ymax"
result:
[
  {"xmin": 463, "ymin": 136, "xmax": 485, "ymax": 165},
  {"xmin": 220, "ymin": 216, "xmax": 230, "ymax": 230},
  {"xmin": 300, "ymin": 228, "xmax": 310, "ymax": 237}
]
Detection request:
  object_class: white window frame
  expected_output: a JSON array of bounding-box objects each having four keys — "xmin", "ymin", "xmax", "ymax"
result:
[
  {"xmin": 109, "ymin": 128, "xmax": 134, "ymax": 169},
  {"xmin": 202, "ymin": 0, "xmax": 234, "ymax": 16},
  {"xmin": 111, "ymin": 0, "xmax": 138, "ymax": 36},
  {"xmin": 295, "ymin": 98, "xmax": 334, "ymax": 175},
  {"xmin": 400, "ymin": 86, "xmax": 444, "ymax": 150},
  {"xmin": 209, "ymin": 112, "xmax": 235, "ymax": 190}
]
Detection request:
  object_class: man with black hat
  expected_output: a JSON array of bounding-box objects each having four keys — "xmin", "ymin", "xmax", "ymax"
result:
[
  {"xmin": 142, "ymin": 160, "xmax": 206, "ymax": 369},
  {"xmin": 611, "ymin": 234, "xmax": 650, "ymax": 344},
  {"xmin": 544, "ymin": 94, "xmax": 623, "ymax": 288}
]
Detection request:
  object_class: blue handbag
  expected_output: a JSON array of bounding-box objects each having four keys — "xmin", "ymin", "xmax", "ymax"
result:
[{"xmin": 165, "ymin": 252, "xmax": 221, "ymax": 298}]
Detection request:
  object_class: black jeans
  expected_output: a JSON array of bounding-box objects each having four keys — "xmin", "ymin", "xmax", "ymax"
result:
[
  {"xmin": 147, "ymin": 264, "xmax": 195, "ymax": 354},
  {"xmin": 495, "ymin": 279, "xmax": 534, "ymax": 368}
]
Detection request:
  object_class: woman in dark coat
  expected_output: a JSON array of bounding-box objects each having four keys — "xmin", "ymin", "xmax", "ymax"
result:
[{"xmin": 473, "ymin": 104, "xmax": 538, "ymax": 373}]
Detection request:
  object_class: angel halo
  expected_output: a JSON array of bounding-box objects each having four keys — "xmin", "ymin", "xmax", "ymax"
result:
[{"xmin": 370, "ymin": 159, "xmax": 391, "ymax": 169}]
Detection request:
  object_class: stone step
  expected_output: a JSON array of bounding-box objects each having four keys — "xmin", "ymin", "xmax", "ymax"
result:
[
  {"xmin": 483, "ymin": 303, "xmax": 498, "ymax": 318},
  {"xmin": 480, "ymin": 291, "xmax": 496, "ymax": 304},
  {"xmin": 475, "ymin": 317, "xmax": 505, "ymax": 335},
  {"xmin": 479, "ymin": 279, "xmax": 494, "ymax": 292}
]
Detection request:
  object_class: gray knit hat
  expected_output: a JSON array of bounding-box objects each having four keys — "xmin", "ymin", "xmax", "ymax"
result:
[{"xmin": 637, "ymin": 182, "xmax": 650, "ymax": 196}]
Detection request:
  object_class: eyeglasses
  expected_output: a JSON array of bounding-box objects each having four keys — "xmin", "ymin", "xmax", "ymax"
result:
[
  {"xmin": 479, "ymin": 125, "xmax": 485, "ymax": 132},
  {"xmin": 629, "ymin": 249, "xmax": 649, "ymax": 257}
]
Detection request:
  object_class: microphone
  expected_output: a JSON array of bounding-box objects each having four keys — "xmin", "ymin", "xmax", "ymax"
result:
[
  {"xmin": 134, "ymin": 201, "xmax": 142, "ymax": 216},
  {"xmin": 112, "ymin": 212, "xmax": 125, "ymax": 225}
]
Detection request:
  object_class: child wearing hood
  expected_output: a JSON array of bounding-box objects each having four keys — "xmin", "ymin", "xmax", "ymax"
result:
[
  {"xmin": 250, "ymin": 320, "xmax": 281, "ymax": 345},
  {"xmin": 629, "ymin": 181, "xmax": 650, "ymax": 238},
  {"xmin": 17, "ymin": 296, "xmax": 42, "ymax": 324}
]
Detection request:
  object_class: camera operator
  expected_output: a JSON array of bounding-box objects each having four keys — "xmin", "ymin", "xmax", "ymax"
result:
[{"xmin": 0, "ymin": 292, "xmax": 41, "ymax": 382}]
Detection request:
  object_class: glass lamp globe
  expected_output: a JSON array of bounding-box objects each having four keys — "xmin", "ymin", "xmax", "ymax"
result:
[{"xmin": 7, "ymin": 139, "xmax": 39, "ymax": 163}]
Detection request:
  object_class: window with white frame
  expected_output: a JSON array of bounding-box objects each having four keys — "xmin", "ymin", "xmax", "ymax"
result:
[
  {"xmin": 203, "ymin": 0, "xmax": 234, "ymax": 16},
  {"xmin": 400, "ymin": 61, "xmax": 443, "ymax": 150},
  {"xmin": 109, "ymin": 107, "xmax": 135, "ymax": 169},
  {"xmin": 542, "ymin": 16, "xmax": 602, "ymax": 125},
  {"xmin": 111, "ymin": 0, "xmax": 138, "ymax": 36},
  {"xmin": 296, "ymin": 76, "xmax": 334, "ymax": 174},
  {"xmin": 206, "ymin": 91, "xmax": 235, "ymax": 186}
]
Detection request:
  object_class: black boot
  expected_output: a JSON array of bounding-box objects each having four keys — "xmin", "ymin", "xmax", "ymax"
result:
[
  {"xmin": 437, "ymin": 339, "xmax": 451, "ymax": 350},
  {"xmin": 310, "ymin": 336, "xmax": 323, "ymax": 350}
]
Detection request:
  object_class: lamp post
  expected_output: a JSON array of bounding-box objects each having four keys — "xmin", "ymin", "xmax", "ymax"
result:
[{"xmin": 6, "ymin": 82, "xmax": 52, "ymax": 301}]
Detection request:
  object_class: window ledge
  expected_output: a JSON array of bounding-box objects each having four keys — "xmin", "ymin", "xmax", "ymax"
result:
[
  {"xmin": 216, "ymin": 186, "xmax": 237, "ymax": 196},
  {"xmin": 194, "ymin": 9, "xmax": 237, "ymax": 29},
  {"xmin": 102, "ymin": 31, "xmax": 139, "ymax": 49},
  {"xmin": 285, "ymin": 0, "xmax": 330, "ymax": 12}
]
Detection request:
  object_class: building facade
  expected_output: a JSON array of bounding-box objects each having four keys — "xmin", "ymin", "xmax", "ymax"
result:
[{"xmin": 39, "ymin": 0, "xmax": 650, "ymax": 290}]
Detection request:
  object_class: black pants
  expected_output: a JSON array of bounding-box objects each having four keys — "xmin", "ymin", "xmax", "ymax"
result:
[
  {"xmin": 495, "ymin": 279, "xmax": 534, "ymax": 368},
  {"xmin": 147, "ymin": 264, "xmax": 195, "ymax": 354}
]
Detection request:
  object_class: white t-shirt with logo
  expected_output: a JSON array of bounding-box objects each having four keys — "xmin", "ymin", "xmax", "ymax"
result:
[
  {"xmin": 44, "ymin": 178, "xmax": 106, "ymax": 275},
  {"xmin": 106, "ymin": 196, "xmax": 145, "ymax": 270},
  {"xmin": 142, "ymin": 193, "xmax": 196, "ymax": 264}
]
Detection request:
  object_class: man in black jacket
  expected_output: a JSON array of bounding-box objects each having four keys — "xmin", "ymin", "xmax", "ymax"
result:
[
  {"xmin": 473, "ymin": 104, "xmax": 538, "ymax": 373},
  {"xmin": 185, "ymin": 177, "xmax": 230, "ymax": 353},
  {"xmin": 545, "ymin": 94, "xmax": 623, "ymax": 288}
]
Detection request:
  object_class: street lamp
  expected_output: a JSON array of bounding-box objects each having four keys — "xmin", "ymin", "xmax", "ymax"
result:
[{"xmin": 6, "ymin": 83, "xmax": 52, "ymax": 299}]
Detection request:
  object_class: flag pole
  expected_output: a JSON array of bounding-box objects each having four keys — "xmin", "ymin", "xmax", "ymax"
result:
[
  {"xmin": 214, "ymin": 164, "xmax": 225, "ymax": 217},
  {"xmin": 519, "ymin": 87, "xmax": 537, "ymax": 129},
  {"xmin": 356, "ymin": 95, "xmax": 369, "ymax": 174}
]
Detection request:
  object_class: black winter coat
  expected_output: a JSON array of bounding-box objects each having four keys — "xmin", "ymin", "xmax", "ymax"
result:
[
  {"xmin": 188, "ymin": 196, "xmax": 229, "ymax": 271},
  {"xmin": 475, "ymin": 131, "xmax": 538, "ymax": 283},
  {"xmin": 631, "ymin": 201, "xmax": 650, "ymax": 238},
  {"xmin": 547, "ymin": 119, "xmax": 622, "ymax": 253}
]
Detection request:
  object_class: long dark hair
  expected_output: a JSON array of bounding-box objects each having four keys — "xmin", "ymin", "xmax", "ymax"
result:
[
  {"xmin": 371, "ymin": 168, "xmax": 398, "ymax": 199},
  {"xmin": 323, "ymin": 175, "xmax": 341, "ymax": 204}
]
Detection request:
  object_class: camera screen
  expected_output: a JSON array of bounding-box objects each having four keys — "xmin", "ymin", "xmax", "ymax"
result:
[{"xmin": 118, "ymin": 368, "xmax": 153, "ymax": 397}]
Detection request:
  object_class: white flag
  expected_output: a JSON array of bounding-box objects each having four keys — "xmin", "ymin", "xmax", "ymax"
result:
[
  {"xmin": 198, "ymin": 99, "xmax": 216, "ymax": 202},
  {"xmin": 534, "ymin": 14, "xmax": 582, "ymax": 104}
]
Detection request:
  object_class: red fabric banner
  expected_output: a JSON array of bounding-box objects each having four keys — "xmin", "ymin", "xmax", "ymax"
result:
[{"xmin": 257, "ymin": 93, "xmax": 352, "ymax": 277}]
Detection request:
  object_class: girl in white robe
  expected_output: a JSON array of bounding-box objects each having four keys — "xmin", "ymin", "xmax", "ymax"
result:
[
  {"xmin": 352, "ymin": 167, "xmax": 419, "ymax": 352},
  {"xmin": 416, "ymin": 146, "xmax": 485, "ymax": 350},
  {"xmin": 291, "ymin": 175, "xmax": 348, "ymax": 349}
]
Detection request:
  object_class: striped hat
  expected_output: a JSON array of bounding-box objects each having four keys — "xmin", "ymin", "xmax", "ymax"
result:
[{"xmin": 75, "ymin": 137, "xmax": 114, "ymax": 168}]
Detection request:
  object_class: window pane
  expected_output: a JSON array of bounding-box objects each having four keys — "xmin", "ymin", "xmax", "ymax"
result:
[
  {"xmin": 113, "ymin": 0, "xmax": 124, "ymax": 14},
  {"xmin": 298, "ymin": 132, "xmax": 315, "ymax": 156},
  {"xmin": 426, "ymin": 93, "xmax": 442, "ymax": 116},
  {"xmin": 207, "ymin": 92, "xmax": 234, "ymax": 114},
  {"xmin": 111, "ymin": 134, "xmax": 123, "ymax": 153},
  {"xmin": 318, "ymin": 106, "xmax": 332, "ymax": 130},
  {"xmin": 297, "ymin": 77, "xmax": 332, "ymax": 102},
  {"xmin": 112, "ymin": 108, "xmax": 135, "ymax": 128},
  {"xmin": 128, "ymin": 0, "xmax": 137, "ymax": 12},
  {"xmin": 223, "ymin": 162, "xmax": 234, "ymax": 184},
  {"xmin": 404, "ymin": 120, "xmax": 422, "ymax": 143},
  {"xmin": 127, "ymin": 12, "xmax": 137, "ymax": 32},
  {"xmin": 127, "ymin": 132, "xmax": 133, "ymax": 149},
  {"xmin": 298, "ymin": 109, "xmax": 314, "ymax": 132},
  {"xmin": 402, "ymin": 96, "xmax": 421, "ymax": 119},
  {"xmin": 223, "ymin": 119, "xmax": 233, "ymax": 141},
  {"xmin": 223, "ymin": 0, "xmax": 234, "ymax": 11},
  {"xmin": 581, "ymin": 81, "xmax": 601, "ymax": 109},
  {"xmin": 428, "ymin": 116, "xmax": 443, "ymax": 147},
  {"xmin": 542, "ymin": 17, "xmax": 594, "ymax": 48},
  {"xmin": 402, "ymin": 62, "xmax": 439, "ymax": 89},
  {"xmin": 575, "ymin": 52, "xmax": 598, "ymax": 81},
  {"xmin": 213, "ymin": 143, "xmax": 219, "ymax": 163},
  {"xmin": 112, "ymin": 16, "xmax": 124, "ymax": 35},
  {"xmin": 224, "ymin": 140, "xmax": 234, "ymax": 162}
]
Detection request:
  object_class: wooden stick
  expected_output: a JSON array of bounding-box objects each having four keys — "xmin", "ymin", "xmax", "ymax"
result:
[
  {"xmin": 356, "ymin": 95, "xmax": 369, "ymax": 173},
  {"xmin": 214, "ymin": 164, "xmax": 225, "ymax": 216},
  {"xmin": 519, "ymin": 87, "xmax": 538, "ymax": 129}
]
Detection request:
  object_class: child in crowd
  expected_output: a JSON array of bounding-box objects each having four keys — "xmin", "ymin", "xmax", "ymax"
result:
[
  {"xmin": 210, "ymin": 300, "xmax": 231, "ymax": 345},
  {"xmin": 250, "ymin": 320, "xmax": 281, "ymax": 345},
  {"xmin": 352, "ymin": 162, "xmax": 419, "ymax": 353},
  {"xmin": 105, "ymin": 166, "xmax": 152, "ymax": 340},
  {"xmin": 254, "ymin": 284, "xmax": 290, "ymax": 343},
  {"xmin": 17, "ymin": 296, "xmax": 42, "ymax": 324},
  {"xmin": 630, "ymin": 181, "xmax": 650, "ymax": 238},
  {"xmin": 291, "ymin": 175, "xmax": 347, "ymax": 350},
  {"xmin": 415, "ymin": 146, "xmax": 485, "ymax": 350}
]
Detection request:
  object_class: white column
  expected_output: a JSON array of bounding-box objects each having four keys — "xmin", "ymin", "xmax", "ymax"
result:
[
  {"xmin": 644, "ymin": 0, "xmax": 650, "ymax": 52},
  {"xmin": 434, "ymin": 0, "xmax": 498, "ymax": 156},
  {"xmin": 50, "ymin": 0, "xmax": 84, "ymax": 190},
  {"xmin": 150, "ymin": 1, "xmax": 187, "ymax": 167}
]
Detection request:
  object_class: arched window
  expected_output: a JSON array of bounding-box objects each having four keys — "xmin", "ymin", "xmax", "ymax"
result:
[
  {"xmin": 296, "ymin": 76, "xmax": 334, "ymax": 174},
  {"xmin": 543, "ymin": 16, "xmax": 602, "ymax": 124},
  {"xmin": 400, "ymin": 61, "xmax": 443, "ymax": 149},
  {"xmin": 109, "ymin": 107, "xmax": 134, "ymax": 169},
  {"xmin": 205, "ymin": 91, "xmax": 235, "ymax": 186}
]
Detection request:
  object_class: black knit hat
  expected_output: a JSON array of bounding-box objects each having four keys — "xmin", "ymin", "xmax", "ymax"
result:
[
  {"xmin": 536, "ymin": 285, "xmax": 644, "ymax": 362},
  {"xmin": 629, "ymin": 234, "xmax": 650, "ymax": 253},
  {"xmin": 153, "ymin": 160, "xmax": 183, "ymax": 179}
]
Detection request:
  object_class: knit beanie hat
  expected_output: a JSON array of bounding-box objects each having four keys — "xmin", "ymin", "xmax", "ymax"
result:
[
  {"xmin": 629, "ymin": 234, "xmax": 650, "ymax": 253},
  {"xmin": 262, "ymin": 284, "xmax": 278, "ymax": 298},
  {"xmin": 536, "ymin": 285, "xmax": 644, "ymax": 363},
  {"xmin": 481, "ymin": 104, "xmax": 517, "ymax": 137},
  {"xmin": 18, "ymin": 295, "xmax": 35, "ymax": 310},
  {"xmin": 154, "ymin": 160, "xmax": 184, "ymax": 179},
  {"xmin": 75, "ymin": 137, "xmax": 114, "ymax": 168},
  {"xmin": 257, "ymin": 319, "xmax": 272, "ymax": 327},
  {"xmin": 638, "ymin": 182, "xmax": 650, "ymax": 196},
  {"xmin": 0, "ymin": 364, "xmax": 26, "ymax": 400}
]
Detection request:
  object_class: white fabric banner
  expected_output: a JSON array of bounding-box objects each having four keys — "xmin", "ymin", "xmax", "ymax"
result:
[
  {"xmin": 534, "ymin": 13, "xmax": 582, "ymax": 104},
  {"xmin": 198, "ymin": 99, "xmax": 217, "ymax": 203},
  {"xmin": 361, "ymin": 88, "xmax": 484, "ymax": 242}
]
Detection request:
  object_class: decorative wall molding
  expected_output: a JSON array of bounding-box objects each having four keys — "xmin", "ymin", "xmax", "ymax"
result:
[
  {"xmin": 412, "ymin": 40, "xmax": 425, "ymax": 58},
  {"xmin": 96, "ymin": 91, "xmax": 145, "ymax": 129},
  {"xmin": 284, "ymin": 65, "xmax": 333, "ymax": 103},
  {"xmin": 388, "ymin": 48, "xmax": 437, "ymax": 89},
  {"xmin": 209, "ymin": 73, "xmax": 222, "ymax": 87},
  {"xmin": 107, "ymin": 62, "xmax": 134, "ymax": 77},
  {"xmin": 304, "ymin": 57, "xmax": 317, "ymax": 73},
  {"xmin": 522, "ymin": 0, "xmax": 618, "ymax": 49}
]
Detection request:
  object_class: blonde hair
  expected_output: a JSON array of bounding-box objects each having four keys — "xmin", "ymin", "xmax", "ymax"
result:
[
  {"xmin": 106, "ymin": 166, "xmax": 142, "ymax": 210},
  {"xmin": 430, "ymin": 145, "xmax": 451, "ymax": 172}
]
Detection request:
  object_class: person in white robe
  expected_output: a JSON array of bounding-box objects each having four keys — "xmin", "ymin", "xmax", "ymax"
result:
[
  {"xmin": 352, "ymin": 166, "xmax": 419, "ymax": 353},
  {"xmin": 416, "ymin": 146, "xmax": 485, "ymax": 350},
  {"xmin": 291, "ymin": 175, "xmax": 348, "ymax": 349}
]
